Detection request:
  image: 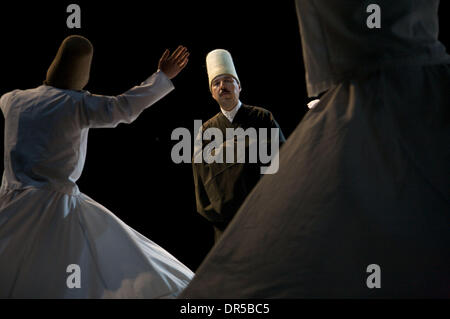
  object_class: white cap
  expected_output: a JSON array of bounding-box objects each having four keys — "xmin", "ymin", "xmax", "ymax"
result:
[{"xmin": 206, "ymin": 49, "xmax": 240, "ymax": 89}]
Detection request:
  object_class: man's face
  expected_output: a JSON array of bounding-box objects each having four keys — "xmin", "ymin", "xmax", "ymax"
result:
[{"xmin": 211, "ymin": 75, "xmax": 241, "ymax": 111}]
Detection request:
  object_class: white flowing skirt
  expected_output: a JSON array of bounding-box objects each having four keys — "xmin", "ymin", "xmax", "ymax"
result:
[{"xmin": 0, "ymin": 187, "xmax": 194, "ymax": 298}]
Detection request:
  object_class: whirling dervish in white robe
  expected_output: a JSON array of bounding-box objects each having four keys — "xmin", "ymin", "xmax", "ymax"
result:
[{"xmin": 0, "ymin": 35, "xmax": 193, "ymax": 298}]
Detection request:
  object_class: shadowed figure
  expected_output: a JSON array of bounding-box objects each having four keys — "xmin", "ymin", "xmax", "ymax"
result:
[{"xmin": 179, "ymin": 0, "xmax": 450, "ymax": 298}]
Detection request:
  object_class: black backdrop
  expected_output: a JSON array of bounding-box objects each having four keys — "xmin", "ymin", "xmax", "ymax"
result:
[{"xmin": 0, "ymin": 1, "xmax": 448, "ymax": 272}]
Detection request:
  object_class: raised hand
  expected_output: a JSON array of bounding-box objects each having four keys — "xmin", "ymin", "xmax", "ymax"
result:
[{"xmin": 158, "ymin": 45, "xmax": 190, "ymax": 80}]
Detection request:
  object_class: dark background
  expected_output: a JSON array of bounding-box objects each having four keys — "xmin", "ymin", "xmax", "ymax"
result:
[{"xmin": 0, "ymin": 1, "xmax": 448, "ymax": 271}]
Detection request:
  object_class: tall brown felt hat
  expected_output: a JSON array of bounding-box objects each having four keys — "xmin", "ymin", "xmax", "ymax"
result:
[{"xmin": 45, "ymin": 35, "xmax": 93, "ymax": 90}]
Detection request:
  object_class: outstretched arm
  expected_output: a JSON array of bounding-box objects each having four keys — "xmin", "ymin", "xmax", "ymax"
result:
[{"xmin": 79, "ymin": 46, "xmax": 190, "ymax": 128}]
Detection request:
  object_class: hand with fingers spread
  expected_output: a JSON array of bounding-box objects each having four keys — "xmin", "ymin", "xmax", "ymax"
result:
[{"xmin": 158, "ymin": 45, "xmax": 190, "ymax": 80}]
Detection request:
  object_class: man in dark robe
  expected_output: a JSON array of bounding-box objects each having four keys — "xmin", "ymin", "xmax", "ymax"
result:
[
  {"xmin": 181, "ymin": 1, "xmax": 450, "ymax": 298},
  {"xmin": 193, "ymin": 49, "xmax": 285, "ymax": 243}
]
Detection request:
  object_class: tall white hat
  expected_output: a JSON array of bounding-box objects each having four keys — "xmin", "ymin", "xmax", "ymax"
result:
[{"xmin": 206, "ymin": 49, "xmax": 240, "ymax": 90}]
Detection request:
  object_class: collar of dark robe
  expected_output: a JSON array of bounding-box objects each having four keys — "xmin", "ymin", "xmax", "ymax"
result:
[{"xmin": 216, "ymin": 104, "xmax": 252, "ymax": 127}]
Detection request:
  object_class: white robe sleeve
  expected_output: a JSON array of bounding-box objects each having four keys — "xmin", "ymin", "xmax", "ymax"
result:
[{"xmin": 79, "ymin": 70, "xmax": 174, "ymax": 128}]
